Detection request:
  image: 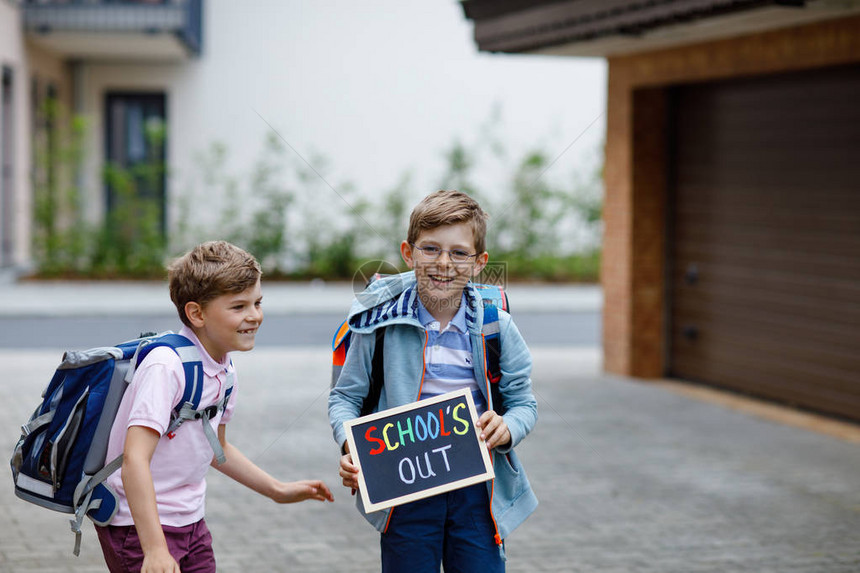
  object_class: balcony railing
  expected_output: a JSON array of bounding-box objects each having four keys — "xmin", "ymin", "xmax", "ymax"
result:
[{"xmin": 24, "ymin": 0, "xmax": 203, "ymax": 58}]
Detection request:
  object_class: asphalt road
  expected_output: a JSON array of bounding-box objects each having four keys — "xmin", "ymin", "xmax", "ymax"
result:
[{"xmin": 0, "ymin": 311, "xmax": 599, "ymax": 350}]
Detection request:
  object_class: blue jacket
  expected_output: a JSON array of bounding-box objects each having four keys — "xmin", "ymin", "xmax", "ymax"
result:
[{"xmin": 328, "ymin": 271, "xmax": 538, "ymax": 541}]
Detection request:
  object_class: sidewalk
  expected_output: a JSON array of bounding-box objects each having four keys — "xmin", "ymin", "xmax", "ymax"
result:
[
  {"xmin": 3, "ymin": 346, "xmax": 859, "ymax": 572},
  {"xmin": 0, "ymin": 279, "xmax": 602, "ymax": 317}
]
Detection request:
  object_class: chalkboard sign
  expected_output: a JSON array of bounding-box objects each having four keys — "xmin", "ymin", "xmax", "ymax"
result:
[{"xmin": 343, "ymin": 388, "xmax": 495, "ymax": 513}]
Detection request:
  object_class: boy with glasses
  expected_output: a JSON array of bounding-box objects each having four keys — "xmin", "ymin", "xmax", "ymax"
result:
[{"xmin": 329, "ymin": 190, "xmax": 538, "ymax": 572}]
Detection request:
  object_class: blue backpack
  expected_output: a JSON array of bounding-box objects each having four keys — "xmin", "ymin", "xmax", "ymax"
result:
[{"xmin": 10, "ymin": 332, "xmax": 232, "ymax": 555}]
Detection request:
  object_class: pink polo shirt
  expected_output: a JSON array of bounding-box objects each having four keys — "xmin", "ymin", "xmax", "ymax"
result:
[{"xmin": 104, "ymin": 326, "xmax": 236, "ymax": 527}]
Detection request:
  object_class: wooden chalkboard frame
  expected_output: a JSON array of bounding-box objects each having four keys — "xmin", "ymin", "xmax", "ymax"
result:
[{"xmin": 343, "ymin": 388, "xmax": 495, "ymax": 513}]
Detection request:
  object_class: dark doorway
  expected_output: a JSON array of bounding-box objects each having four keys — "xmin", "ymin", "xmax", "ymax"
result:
[{"xmin": 104, "ymin": 92, "xmax": 167, "ymax": 235}]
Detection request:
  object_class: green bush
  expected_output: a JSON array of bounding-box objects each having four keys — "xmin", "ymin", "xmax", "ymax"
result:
[{"xmin": 31, "ymin": 110, "xmax": 603, "ymax": 283}]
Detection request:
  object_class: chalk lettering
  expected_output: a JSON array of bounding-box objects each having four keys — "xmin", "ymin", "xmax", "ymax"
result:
[
  {"xmin": 365, "ymin": 406, "xmax": 474, "ymax": 453},
  {"xmin": 416, "ymin": 452, "xmax": 436, "ymax": 479},
  {"xmin": 433, "ymin": 444, "xmax": 452, "ymax": 472},
  {"xmin": 365, "ymin": 426, "xmax": 385, "ymax": 455},
  {"xmin": 397, "ymin": 418, "xmax": 414, "ymax": 445},
  {"xmin": 414, "ymin": 413, "xmax": 429, "ymax": 441},
  {"xmin": 452, "ymin": 403, "xmax": 469, "ymax": 435},
  {"xmin": 399, "ymin": 457, "xmax": 415, "ymax": 484},
  {"xmin": 439, "ymin": 408, "xmax": 451, "ymax": 436},
  {"xmin": 383, "ymin": 423, "xmax": 399, "ymax": 451},
  {"xmin": 426, "ymin": 411, "xmax": 440, "ymax": 439}
]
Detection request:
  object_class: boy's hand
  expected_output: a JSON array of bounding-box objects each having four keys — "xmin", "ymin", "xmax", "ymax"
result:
[
  {"xmin": 141, "ymin": 546, "xmax": 180, "ymax": 573},
  {"xmin": 213, "ymin": 425, "xmax": 333, "ymax": 504},
  {"xmin": 339, "ymin": 453, "xmax": 360, "ymax": 492},
  {"xmin": 270, "ymin": 480, "xmax": 334, "ymax": 504},
  {"xmin": 476, "ymin": 411, "xmax": 511, "ymax": 450}
]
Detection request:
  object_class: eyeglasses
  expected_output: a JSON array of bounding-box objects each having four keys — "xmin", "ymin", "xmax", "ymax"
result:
[{"xmin": 410, "ymin": 244, "xmax": 479, "ymax": 264}]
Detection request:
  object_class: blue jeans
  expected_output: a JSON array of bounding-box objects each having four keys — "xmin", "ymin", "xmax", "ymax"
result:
[{"xmin": 381, "ymin": 483, "xmax": 505, "ymax": 573}]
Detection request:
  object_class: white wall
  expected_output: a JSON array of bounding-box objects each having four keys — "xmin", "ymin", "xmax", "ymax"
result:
[
  {"xmin": 191, "ymin": 0, "xmax": 607, "ymax": 207},
  {"xmin": 4, "ymin": 0, "xmax": 607, "ymax": 268},
  {"xmin": 0, "ymin": 1, "xmax": 30, "ymax": 267},
  {"xmin": 76, "ymin": 0, "xmax": 607, "ymax": 248},
  {"xmin": 1, "ymin": 2, "xmax": 75, "ymax": 270}
]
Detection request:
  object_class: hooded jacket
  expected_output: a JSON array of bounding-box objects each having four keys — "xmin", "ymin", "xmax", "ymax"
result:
[{"xmin": 328, "ymin": 271, "xmax": 538, "ymax": 541}]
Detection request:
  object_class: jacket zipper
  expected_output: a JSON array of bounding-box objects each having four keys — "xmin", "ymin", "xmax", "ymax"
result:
[
  {"xmin": 481, "ymin": 333, "xmax": 503, "ymax": 546},
  {"xmin": 382, "ymin": 330, "xmax": 430, "ymax": 534},
  {"xmin": 416, "ymin": 331, "xmax": 429, "ymax": 400}
]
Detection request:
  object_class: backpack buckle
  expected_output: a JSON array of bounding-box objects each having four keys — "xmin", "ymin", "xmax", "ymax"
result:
[{"xmin": 194, "ymin": 405, "xmax": 219, "ymax": 420}]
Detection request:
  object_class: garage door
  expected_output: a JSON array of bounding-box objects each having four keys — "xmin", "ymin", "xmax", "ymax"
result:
[{"xmin": 668, "ymin": 64, "xmax": 860, "ymax": 422}]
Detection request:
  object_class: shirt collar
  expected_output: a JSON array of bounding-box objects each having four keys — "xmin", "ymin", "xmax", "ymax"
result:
[
  {"xmin": 179, "ymin": 325, "xmax": 232, "ymax": 377},
  {"xmin": 416, "ymin": 293, "xmax": 468, "ymax": 333}
]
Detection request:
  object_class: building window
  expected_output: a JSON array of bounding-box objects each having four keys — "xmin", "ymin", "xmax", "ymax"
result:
[{"xmin": 104, "ymin": 92, "xmax": 166, "ymax": 235}]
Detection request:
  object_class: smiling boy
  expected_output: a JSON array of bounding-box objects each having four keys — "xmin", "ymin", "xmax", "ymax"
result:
[
  {"xmin": 329, "ymin": 191, "xmax": 538, "ymax": 572},
  {"xmin": 97, "ymin": 241, "xmax": 333, "ymax": 573}
]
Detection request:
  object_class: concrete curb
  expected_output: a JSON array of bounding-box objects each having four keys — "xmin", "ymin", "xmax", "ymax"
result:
[{"xmin": 0, "ymin": 280, "xmax": 602, "ymax": 317}]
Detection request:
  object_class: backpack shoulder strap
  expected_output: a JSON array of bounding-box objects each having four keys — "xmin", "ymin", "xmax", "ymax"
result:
[
  {"xmin": 362, "ymin": 327, "xmax": 386, "ymax": 417},
  {"xmin": 134, "ymin": 334, "xmax": 204, "ymax": 409},
  {"xmin": 136, "ymin": 334, "xmax": 227, "ymax": 464},
  {"xmin": 481, "ymin": 302, "xmax": 506, "ymax": 416},
  {"xmin": 334, "ymin": 326, "xmax": 385, "ymax": 455},
  {"xmin": 332, "ymin": 318, "xmax": 386, "ymax": 419},
  {"xmin": 140, "ymin": 333, "xmax": 205, "ymax": 407}
]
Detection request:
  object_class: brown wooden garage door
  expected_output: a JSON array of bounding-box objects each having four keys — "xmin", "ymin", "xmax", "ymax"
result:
[{"xmin": 668, "ymin": 64, "xmax": 860, "ymax": 422}]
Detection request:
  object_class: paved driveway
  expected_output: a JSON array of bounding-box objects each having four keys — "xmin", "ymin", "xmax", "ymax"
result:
[{"xmin": 3, "ymin": 346, "xmax": 859, "ymax": 572}]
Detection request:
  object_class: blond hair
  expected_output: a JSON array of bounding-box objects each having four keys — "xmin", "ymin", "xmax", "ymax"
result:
[
  {"xmin": 407, "ymin": 190, "xmax": 489, "ymax": 253},
  {"xmin": 168, "ymin": 241, "xmax": 262, "ymax": 327}
]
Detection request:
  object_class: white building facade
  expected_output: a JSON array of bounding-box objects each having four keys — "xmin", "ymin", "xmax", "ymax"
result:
[{"xmin": 0, "ymin": 0, "xmax": 202, "ymax": 272}]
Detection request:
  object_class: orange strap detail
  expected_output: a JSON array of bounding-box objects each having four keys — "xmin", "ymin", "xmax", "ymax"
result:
[{"xmin": 332, "ymin": 343, "xmax": 347, "ymax": 367}]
